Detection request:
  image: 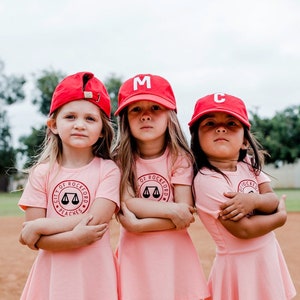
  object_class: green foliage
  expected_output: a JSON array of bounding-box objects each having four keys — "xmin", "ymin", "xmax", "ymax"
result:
[
  {"xmin": 0, "ymin": 60, "xmax": 26, "ymax": 191},
  {"xmin": 104, "ymin": 73, "xmax": 123, "ymax": 128},
  {"xmin": 0, "ymin": 111, "xmax": 16, "ymax": 174},
  {"xmin": 18, "ymin": 126, "xmax": 46, "ymax": 168},
  {"xmin": 32, "ymin": 69, "xmax": 66, "ymax": 116},
  {"xmin": 0, "ymin": 61, "xmax": 26, "ymax": 105},
  {"xmin": 250, "ymin": 105, "xmax": 300, "ymax": 164},
  {"xmin": 18, "ymin": 69, "xmax": 65, "ymax": 167}
]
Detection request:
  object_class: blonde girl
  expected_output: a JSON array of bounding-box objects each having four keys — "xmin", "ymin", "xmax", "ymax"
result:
[
  {"xmin": 18, "ymin": 72, "xmax": 120, "ymax": 300},
  {"xmin": 113, "ymin": 74, "xmax": 209, "ymax": 300}
]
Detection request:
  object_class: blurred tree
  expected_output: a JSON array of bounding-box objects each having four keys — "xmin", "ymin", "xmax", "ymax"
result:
[
  {"xmin": 18, "ymin": 69, "xmax": 65, "ymax": 168},
  {"xmin": 32, "ymin": 69, "xmax": 66, "ymax": 116},
  {"xmin": 0, "ymin": 60, "xmax": 26, "ymax": 191},
  {"xmin": 104, "ymin": 73, "xmax": 122, "ymax": 128},
  {"xmin": 250, "ymin": 105, "xmax": 300, "ymax": 165}
]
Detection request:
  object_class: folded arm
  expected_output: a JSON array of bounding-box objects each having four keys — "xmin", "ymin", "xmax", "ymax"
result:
[
  {"xmin": 220, "ymin": 182, "xmax": 279, "ymax": 221},
  {"xmin": 219, "ymin": 195, "xmax": 286, "ymax": 239},
  {"xmin": 20, "ymin": 198, "xmax": 116, "ymax": 251}
]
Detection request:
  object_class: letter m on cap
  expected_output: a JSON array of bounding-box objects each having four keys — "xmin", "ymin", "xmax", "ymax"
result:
[{"xmin": 133, "ymin": 75, "xmax": 151, "ymax": 91}]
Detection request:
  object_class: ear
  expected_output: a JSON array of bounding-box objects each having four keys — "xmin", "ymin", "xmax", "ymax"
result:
[
  {"xmin": 47, "ymin": 118, "xmax": 58, "ymax": 134},
  {"xmin": 241, "ymin": 139, "xmax": 249, "ymax": 150}
]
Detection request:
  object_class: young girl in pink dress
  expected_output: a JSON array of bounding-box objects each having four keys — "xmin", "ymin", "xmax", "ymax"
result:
[
  {"xmin": 113, "ymin": 74, "xmax": 210, "ymax": 300},
  {"xmin": 18, "ymin": 72, "xmax": 120, "ymax": 300},
  {"xmin": 189, "ymin": 92, "xmax": 296, "ymax": 300}
]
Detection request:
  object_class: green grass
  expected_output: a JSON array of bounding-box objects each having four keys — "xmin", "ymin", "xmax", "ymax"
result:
[
  {"xmin": 0, "ymin": 189, "xmax": 299, "ymax": 217},
  {"xmin": 0, "ymin": 191, "xmax": 24, "ymax": 217},
  {"xmin": 274, "ymin": 188, "xmax": 300, "ymax": 212}
]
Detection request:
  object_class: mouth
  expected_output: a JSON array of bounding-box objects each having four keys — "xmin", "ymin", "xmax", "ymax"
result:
[
  {"xmin": 214, "ymin": 138, "xmax": 228, "ymax": 142},
  {"xmin": 71, "ymin": 134, "xmax": 87, "ymax": 137}
]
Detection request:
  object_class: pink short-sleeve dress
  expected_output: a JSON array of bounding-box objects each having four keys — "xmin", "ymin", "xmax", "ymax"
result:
[
  {"xmin": 116, "ymin": 149, "xmax": 210, "ymax": 300},
  {"xmin": 194, "ymin": 162, "xmax": 296, "ymax": 300},
  {"xmin": 18, "ymin": 157, "xmax": 120, "ymax": 300}
]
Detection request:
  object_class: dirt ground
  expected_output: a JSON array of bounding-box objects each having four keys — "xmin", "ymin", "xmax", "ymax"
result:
[{"xmin": 0, "ymin": 214, "xmax": 299, "ymax": 300}]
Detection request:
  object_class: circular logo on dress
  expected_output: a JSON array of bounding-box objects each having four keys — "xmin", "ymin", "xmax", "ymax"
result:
[
  {"xmin": 52, "ymin": 180, "xmax": 90, "ymax": 216},
  {"xmin": 237, "ymin": 179, "xmax": 258, "ymax": 194},
  {"xmin": 137, "ymin": 173, "xmax": 170, "ymax": 202}
]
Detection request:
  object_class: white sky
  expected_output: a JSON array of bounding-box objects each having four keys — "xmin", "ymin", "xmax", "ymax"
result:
[{"xmin": 1, "ymin": 0, "xmax": 300, "ymax": 146}]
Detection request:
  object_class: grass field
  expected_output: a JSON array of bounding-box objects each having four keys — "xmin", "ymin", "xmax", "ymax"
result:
[{"xmin": 0, "ymin": 189, "xmax": 299, "ymax": 217}]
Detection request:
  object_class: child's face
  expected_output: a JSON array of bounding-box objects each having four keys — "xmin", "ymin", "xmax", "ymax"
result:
[
  {"xmin": 127, "ymin": 100, "xmax": 169, "ymax": 144},
  {"xmin": 198, "ymin": 112, "xmax": 246, "ymax": 163},
  {"xmin": 48, "ymin": 100, "xmax": 103, "ymax": 151}
]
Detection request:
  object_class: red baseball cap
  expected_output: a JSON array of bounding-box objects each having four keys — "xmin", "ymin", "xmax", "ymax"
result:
[
  {"xmin": 50, "ymin": 72, "xmax": 111, "ymax": 117},
  {"xmin": 114, "ymin": 74, "xmax": 177, "ymax": 115},
  {"xmin": 188, "ymin": 93, "xmax": 251, "ymax": 128}
]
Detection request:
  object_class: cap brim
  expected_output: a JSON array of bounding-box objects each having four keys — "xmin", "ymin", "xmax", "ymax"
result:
[
  {"xmin": 115, "ymin": 94, "xmax": 176, "ymax": 116},
  {"xmin": 188, "ymin": 108, "xmax": 251, "ymax": 128}
]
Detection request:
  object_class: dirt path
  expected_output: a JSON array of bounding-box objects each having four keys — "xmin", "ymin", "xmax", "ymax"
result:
[{"xmin": 1, "ymin": 214, "xmax": 299, "ymax": 299}]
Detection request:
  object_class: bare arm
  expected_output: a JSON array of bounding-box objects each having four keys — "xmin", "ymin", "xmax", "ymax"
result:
[
  {"xmin": 220, "ymin": 182, "xmax": 279, "ymax": 221},
  {"xmin": 121, "ymin": 184, "xmax": 195, "ymax": 232},
  {"xmin": 219, "ymin": 195, "xmax": 287, "ymax": 239},
  {"xmin": 118, "ymin": 202, "xmax": 175, "ymax": 232},
  {"xmin": 20, "ymin": 198, "xmax": 116, "ymax": 250}
]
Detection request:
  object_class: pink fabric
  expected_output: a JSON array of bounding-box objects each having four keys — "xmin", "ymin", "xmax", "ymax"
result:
[
  {"xmin": 116, "ymin": 149, "xmax": 210, "ymax": 300},
  {"xmin": 18, "ymin": 157, "xmax": 120, "ymax": 300},
  {"xmin": 194, "ymin": 162, "xmax": 296, "ymax": 300}
]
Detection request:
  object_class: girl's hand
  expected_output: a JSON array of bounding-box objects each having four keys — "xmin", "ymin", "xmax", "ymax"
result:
[
  {"xmin": 19, "ymin": 219, "xmax": 43, "ymax": 250},
  {"xmin": 118, "ymin": 202, "xmax": 140, "ymax": 232},
  {"xmin": 169, "ymin": 203, "xmax": 195, "ymax": 229},
  {"xmin": 71, "ymin": 215, "xmax": 108, "ymax": 247},
  {"xmin": 277, "ymin": 194, "xmax": 287, "ymax": 225},
  {"xmin": 219, "ymin": 192, "xmax": 256, "ymax": 221}
]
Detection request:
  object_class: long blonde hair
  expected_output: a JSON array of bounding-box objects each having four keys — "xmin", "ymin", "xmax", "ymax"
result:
[
  {"xmin": 112, "ymin": 109, "xmax": 193, "ymax": 198},
  {"xmin": 29, "ymin": 107, "xmax": 114, "ymax": 173}
]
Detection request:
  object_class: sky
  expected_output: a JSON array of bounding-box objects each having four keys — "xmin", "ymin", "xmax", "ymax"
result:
[{"xmin": 1, "ymin": 0, "xmax": 300, "ymax": 146}]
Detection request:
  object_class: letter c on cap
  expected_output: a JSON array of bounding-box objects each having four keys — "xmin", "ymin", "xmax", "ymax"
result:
[{"xmin": 214, "ymin": 93, "xmax": 226, "ymax": 103}]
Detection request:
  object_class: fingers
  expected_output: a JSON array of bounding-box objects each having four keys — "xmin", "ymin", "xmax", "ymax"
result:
[
  {"xmin": 219, "ymin": 199, "xmax": 236, "ymax": 211},
  {"xmin": 280, "ymin": 194, "xmax": 287, "ymax": 201},
  {"xmin": 19, "ymin": 234, "xmax": 26, "ymax": 245},
  {"xmin": 228, "ymin": 213, "xmax": 244, "ymax": 222},
  {"xmin": 220, "ymin": 210, "xmax": 245, "ymax": 221},
  {"xmin": 27, "ymin": 243, "xmax": 39, "ymax": 251},
  {"xmin": 189, "ymin": 206, "xmax": 197, "ymax": 214},
  {"xmin": 223, "ymin": 192, "xmax": 237, "ymax": 199},
  {"xmin": 94, "ymin": 224, "xmax": 108, "ymax": 238},
  {"xmin": 219, "ymin": 205, "xmax": 236, "ymax": 218},
  {"xmin": 80, "ymin": 215, "xmax": 93, "ymax": 226}
]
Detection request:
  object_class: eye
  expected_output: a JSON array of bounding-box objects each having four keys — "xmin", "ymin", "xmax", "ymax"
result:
[
  {"xmin": 129, "ymin": 106, "xmax": 142, "ymax": 113},
  {"xmin": 151, "ymin": 105, "xmax": 161, "ymax": 111},
  {"xmin": 86, "ymin": 116, "xmax": 96, "ymax": 121},
  {"xmin": 227, "ymin": 120, "xmax": 241, "ymax": 127},
  {"xmin": 202, "ymin": 120, "xmax": 215, "ymax": 127},
  {"xmin": 65, "ymin": 114, "xmax": 75, "ymax": 120},
  {"xmin": 228, "ymin": 120, "xmax": 237, "ymax": 126}
]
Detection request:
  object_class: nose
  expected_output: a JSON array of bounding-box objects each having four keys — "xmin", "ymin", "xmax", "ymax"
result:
[
  {"xmin": 216, "ymin": 125, "xmax": 227, "ymax": 133},
  {"xmin": 74, "ymin": 120, "xmax": 85, "ymax": 129},
  {"xmin": 141, "ymin": 112, "xmax": 151, "ymax": 121}
]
